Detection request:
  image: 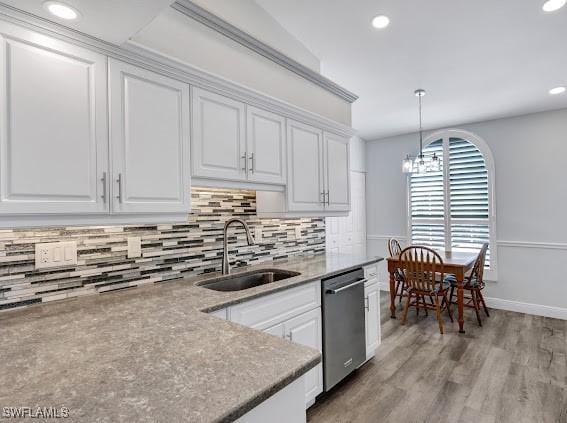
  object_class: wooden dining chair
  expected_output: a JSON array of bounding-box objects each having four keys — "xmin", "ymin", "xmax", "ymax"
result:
[
  {"xmin": 388, "ymin": 238, "xmax": 406, "ymax": 305},
  {"xmin": 447, "ymin": 243, "xmax": 489, "ymax": 326},
  {"xmin": 398, "ymin": 246, "xmax": 453, "ymax": 334}
]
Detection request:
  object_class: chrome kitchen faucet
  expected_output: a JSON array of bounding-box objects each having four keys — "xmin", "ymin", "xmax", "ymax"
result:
[{"xmin": 222, "ymin": 218, "xmax": 255, "ymax": 275}]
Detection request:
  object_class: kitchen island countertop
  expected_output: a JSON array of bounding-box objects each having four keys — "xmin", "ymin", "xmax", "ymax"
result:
[{"xmin": 0, "ymin": 253, "xmax": 382, "ymax": 422}]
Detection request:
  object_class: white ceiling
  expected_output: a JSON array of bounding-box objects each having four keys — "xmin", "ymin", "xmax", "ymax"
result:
[
  {"xmin": 1, "ymin": 0, "xmax": 175, "ymax": 44},
  {"xmin": 256, "ymin": 0, "xmax": 567, "ymax": 140}
]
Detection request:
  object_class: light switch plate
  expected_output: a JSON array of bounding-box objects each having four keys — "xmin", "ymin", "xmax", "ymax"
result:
[
  {"xmin": 35, "ymin": 241, "xmax": 77, "ymax": 269},
  {"xmin": 127, "ymin": 237, "xmax": 142, "ymax": 258}
]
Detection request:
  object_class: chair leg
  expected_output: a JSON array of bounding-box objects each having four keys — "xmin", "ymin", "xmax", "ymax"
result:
[
  {"xmin": 416, "ymin": 294, "xmax": 420, "ymax": 317},
  {"xmin": 434, "ymin": 295, "xmax": 444, "ymax": 334},
  {"xmin": 471, "ymin": 290, "xmax": 482, "ymax": 327},
  {"xmin": 398, "ymin": 281, "xmax": 405, "ymax": 305},
  {"xmin": 478, "ymin": 290, "xmax": 490, "ymax": 317},
  {"xmin": 401, "ymin": 292, "xmax": 412, "ymax": 325},
  {"xmin": 449, "ymin": 286, "xmax": 455, "ymax": 305},
  {"xmin": 443, "ymin": 292, "xmax": 454, "ymax": 322},
  {"xmin": 423, "ymin": 296, "xmax": 429, "ymax": 317}
]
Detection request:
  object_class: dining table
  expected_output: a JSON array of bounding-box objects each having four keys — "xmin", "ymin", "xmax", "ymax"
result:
[{"xmin": 386, "ymin": 250, "xmax": 478, "ymax": 333}]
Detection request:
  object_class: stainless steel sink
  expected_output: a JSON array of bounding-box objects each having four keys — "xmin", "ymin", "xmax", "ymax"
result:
[{"xmin": 198, "ymin": 269, "xmax": 301, "ymax": 292}]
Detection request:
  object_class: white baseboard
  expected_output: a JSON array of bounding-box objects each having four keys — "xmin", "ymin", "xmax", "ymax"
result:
[
  {"xmin": 378, "ymin": 282, "xmax": 567, "ymax": 320},
  {"xmin": 484, "ymin": 297, "xmax": 567, "ymax": 320}
]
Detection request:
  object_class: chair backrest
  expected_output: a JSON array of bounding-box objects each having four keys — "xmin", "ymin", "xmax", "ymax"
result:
[
  {"xmin": 388, "ymin": 238, "xmax": 402, "ymax": 257},
  {"xmin": 467, "ymin": 242, "xmax": 489, "ymax": 284},
  {"xmin": 399, "ymin": 246, "xmax": 444, "ymax": 292}
]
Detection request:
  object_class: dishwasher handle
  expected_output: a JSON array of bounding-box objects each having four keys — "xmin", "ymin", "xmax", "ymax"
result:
[{"xmin": 326, "ymin": 278, "xmax": 367, "ymax": 294}]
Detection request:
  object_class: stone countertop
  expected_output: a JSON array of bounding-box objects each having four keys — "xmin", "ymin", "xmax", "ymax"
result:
[{"xmin": 0, "ymin": 253, "xmax": 382, "ymax": 423}]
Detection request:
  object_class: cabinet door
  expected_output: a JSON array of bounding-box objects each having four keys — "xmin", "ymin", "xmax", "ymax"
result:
[
  {"xmin": 286, "ymin": 120, "xmax": 324, "ymax": 212},
  {"xmin": 109, "ymin": 59, "xmax": 190, "ymax": 214},
  {"xmin": 263, "ymin": 322, "xmax": 285, "ymax": 338},
  {"xmin": 246, "ymin": 106, "xmax": 286, "ymax": 184},
  {"xmin": 284, "ymin": 308, "xmax": 323, "ymax": 406},
  {"xmin": 365, "ymin": 283, "xmax": 380, "ymax": 361},
  {"xmin": 191, "ymin": 87, "xmax": 246, "ymax": 181},
  {"xmin": 0, "ymin": 24, "xmax": 108, "ymax": 215},
  {"xmin": 323, "ymin": 132, "xmax": 350, "ymax": 212}
]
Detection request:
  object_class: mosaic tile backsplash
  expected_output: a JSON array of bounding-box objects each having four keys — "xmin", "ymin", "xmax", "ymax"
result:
[{"xmin": 0, "ymin": 188, "xmax": 326, "ymax": 311}]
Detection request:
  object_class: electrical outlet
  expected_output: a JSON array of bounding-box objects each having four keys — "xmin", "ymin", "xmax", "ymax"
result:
[
  {"xmin": 295, "ymin": 227, "xmax": 302, "ymax": 239},
  {"xmin": 254, "ymin": 227, "xmax": 262, "ymax": 242},
  {"xmin": 127, "ymin": 237, "xmax": 142, "ymax": 258},
  {"xmin": 35, "ymin": 241, "xmax": 77, "ymax": 269}
]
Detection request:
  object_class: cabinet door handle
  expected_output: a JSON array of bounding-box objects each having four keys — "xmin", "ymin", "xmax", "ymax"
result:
[
  {"xmin": 116, "ymin": 173, "xmax": 123, "ymax": 203},
  {"xmin": 241, "ymin": 153, "xmax": 248, "ymax": 173},
  {"xmin": 326, "ymin": 190, "xmax": 330, "ymax": 206},
  {"xmin": 365, "ymin": 297, "xmax": 369, "ymax": 311},
  {"xmin": 249, "ymin": 152, "xmax": 254, "ymax": 174},
  {"xmin": 285, "ymin": 332, "xmax": 293, "ymax": 341},
  {"xmin": 320, "ymin": 191, "xmax": 326, "ymax": 205},
  {"xmin": 100, "ymin": 172, "xmax": 107, "ymax": 203}
]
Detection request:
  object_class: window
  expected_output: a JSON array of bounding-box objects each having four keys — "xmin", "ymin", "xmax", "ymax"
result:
[{"xmin": 408, "ymin": 130, "xmax": 496, "ymax": 272}]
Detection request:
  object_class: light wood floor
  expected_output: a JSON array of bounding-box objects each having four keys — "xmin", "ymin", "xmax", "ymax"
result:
[{"xmin": 308, "ymin": 292, "xmax": 567, "ymax": 423}]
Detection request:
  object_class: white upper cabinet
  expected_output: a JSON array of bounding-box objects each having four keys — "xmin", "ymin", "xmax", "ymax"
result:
[
  {"xmin": 191, "ymin": 87, "xmax": 246, "ymax": 181},
  {"xmin": 287, "ymin": 120, "xmax": 325, "ymax": 212},
  {"xmin": 246, "ymin": 106, "xmax": 286, "ymax": 184},
  {"xmin": 191, "ymin": 89, "xmax": 286, "ymax": 187},
  {"xmin": 109, "ymin": 59, "xmax": 190, "ymax": 214},
  {"xmin": 0, "ymin": 23, "xmax": 108, "ymax": 215},
  {"xmin": 324, "ymin": 132, "xmax": 350, "ymax": 212}
]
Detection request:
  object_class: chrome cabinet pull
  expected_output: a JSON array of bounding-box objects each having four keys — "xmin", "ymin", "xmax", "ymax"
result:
[
  {"xmin": 365, "ymin": 297, "xmax": 369, "ymax": 311},
  {"xmin": 116, "ymin": 173, "xmax": 123, "ymax": 203},
  {"xmin": 285, "ymin": 332, "xmax": 293, "ymax": 341},
  {"xmin": 100, "ymin": 172, "xmax": 107, "ymax": 203},
  {"xmin": 249, "ymin": 152, "xmax": 255, "ymax": 174},
  {"xmin": 326, "ymin": 190, "xmax": 330, "ymax": 206},
  {"xmin": 241, "ymin": 153, "xmax": 248, "ymax": 172},
  {"xmin": 321, "ymin": 191, "xmax": 326, "ymax": 205}
]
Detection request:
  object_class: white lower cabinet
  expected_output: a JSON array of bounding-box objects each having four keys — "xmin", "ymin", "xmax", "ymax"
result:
[
  {"xmin": 363, "ymin": 264, "xmax": 381, "ymax": 362},
  {"xmin": 228, "ymin": 282, "xmax": 323, "ymax": 408},
  {"xmin": 282, "ymin": 308, "xmax": 323, "ymax": 407},
  {"xmin": 208, "ymin": 308, "xmax": 227, "ymax": 320},
  {"xmin": 236, "ymin": 377, "xmax": 305, "ymax": 423}
]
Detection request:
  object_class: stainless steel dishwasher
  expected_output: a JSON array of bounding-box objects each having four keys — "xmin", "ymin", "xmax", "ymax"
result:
[{"xmin": 321, "ymin": 268, "xmax": 366, "ymax": 391}]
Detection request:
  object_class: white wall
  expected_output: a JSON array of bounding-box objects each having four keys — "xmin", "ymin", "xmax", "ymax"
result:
[
  {"xmin": 366, "ymin": 108, "xmax": 567, "ymax": 315},
  {"xmin": 130, "ymin": 7, "xmax": 351, "ymax": 125},
  {"xmin": 190, "ymin": 0, "xmax": 320, "ymax": 72},
  {"xmin": 349, "ymin": 135, "xmax": 366, "ymax": 173}
]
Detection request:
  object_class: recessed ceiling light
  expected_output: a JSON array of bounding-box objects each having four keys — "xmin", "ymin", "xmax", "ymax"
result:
[
  {"xmin": 371, "ymin": 15, "xmax": 390, "ymax": 29},
  {"xmin": 549, "ymin": 86, "xmax": 566, "ymax": 95},
  {"xmin": 43, "ymin": 1, "xmax": 81, "ymax": 20},
  {"xmin": 542, "ymin": 0, "xmax": 566, "ymax": 12}
]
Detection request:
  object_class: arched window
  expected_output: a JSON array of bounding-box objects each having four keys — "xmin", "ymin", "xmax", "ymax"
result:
[{"xmin": 408, "ymin": 129, "xmax": 496, "ymax": 274}]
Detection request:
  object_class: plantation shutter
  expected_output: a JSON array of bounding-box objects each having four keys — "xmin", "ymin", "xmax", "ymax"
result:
[
  {"xmin": 409, "ymin": 139, "xmax": 445, "ymax": 248},
  {"xmin": 409, "ymin": 137, "xmax": 491, "ymax": 266}
]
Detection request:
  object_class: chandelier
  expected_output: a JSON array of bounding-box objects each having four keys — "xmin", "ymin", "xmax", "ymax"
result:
[{"xmin": 402, "ymin": 89, "xmax": 441, "ymax": 174}]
